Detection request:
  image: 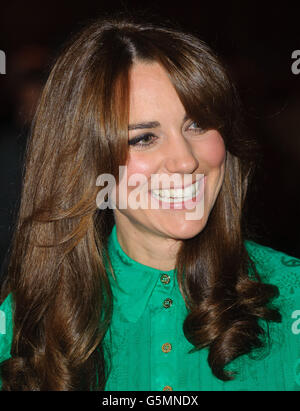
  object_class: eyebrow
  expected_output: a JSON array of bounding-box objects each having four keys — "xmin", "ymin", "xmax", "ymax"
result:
[{"xmin": 128, "ymin": 114, "xmax": 189, "ymax": 131}]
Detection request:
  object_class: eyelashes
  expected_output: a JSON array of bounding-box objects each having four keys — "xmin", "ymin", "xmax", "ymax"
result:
[
  {"xmin": 128, "ymin": 121, "xmax": 205, "ymax": 149},
  {"xmin": 128, "ymin": 133, "xmax": 157, "ymax": 148}
]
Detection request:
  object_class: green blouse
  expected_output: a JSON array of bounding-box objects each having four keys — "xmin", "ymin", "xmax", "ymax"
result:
[{"xmin": 1, "ymin": 224, "xmax": 300, "ymax": 391}]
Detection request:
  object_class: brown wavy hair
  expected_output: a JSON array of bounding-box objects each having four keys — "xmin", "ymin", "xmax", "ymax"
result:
[{"xmin": 0, "ymin": 13, "xmax": 281, "ymax": 390}]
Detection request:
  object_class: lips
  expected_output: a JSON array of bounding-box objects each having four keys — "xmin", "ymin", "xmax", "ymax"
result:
[
  {"xmin": 149, "ymin": 175, "xmax": 206, "ymax": 204},
  {"xmin": 149, "ymin": 175, "xmax": 205, "ymax": 198},
  {"xmin": 151, "ymin": 181, "xmax": 199, "ymax": 201},
  {"xmin": 148, "ymin": 175, "xmax": 206, "ymax": 211}
]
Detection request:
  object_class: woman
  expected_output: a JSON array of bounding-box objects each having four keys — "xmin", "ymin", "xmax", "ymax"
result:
[{"xmin": 0, "ymin": 14, "xmax": 299, "ymax": 391}]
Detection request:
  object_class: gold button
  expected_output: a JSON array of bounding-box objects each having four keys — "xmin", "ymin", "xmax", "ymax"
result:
[
  {"xmin": 163, "ymin": 385, "xmax": 173, "ymax": 391},
  {"xmin": 160, "ymin": 274, "xmax": 170, "ymax": 284},
  {"xmin": 163, "ymin": 298, "xmax": 173, "ymax": 308},
  {"xmin": 162, "ymin": 343, "xmax": 172, "ymax": 353}
]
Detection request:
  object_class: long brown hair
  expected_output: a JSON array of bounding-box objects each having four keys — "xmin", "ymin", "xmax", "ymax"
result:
[{"xmin": 0, "ymin": 13, "xmax": 281, "ymax": 390}]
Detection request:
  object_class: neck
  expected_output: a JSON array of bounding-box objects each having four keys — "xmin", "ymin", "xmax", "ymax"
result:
[{"xmin": 114, "ymin": 218, "xmax": 181, "ymax": 272}]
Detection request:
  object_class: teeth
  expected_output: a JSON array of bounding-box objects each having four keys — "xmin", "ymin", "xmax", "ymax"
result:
[{"xmin": 151, "ymin": 181, "xmax": 200, "ymax": 202}]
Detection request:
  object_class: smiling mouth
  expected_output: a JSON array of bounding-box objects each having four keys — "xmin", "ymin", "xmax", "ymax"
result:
[{"xmin": 150, "ymin": 179, "xmax": 202, "ymax": 202}]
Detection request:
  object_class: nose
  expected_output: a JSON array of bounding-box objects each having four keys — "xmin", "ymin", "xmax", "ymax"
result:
[{"xmin": 163, "ymin": 134, "xmax": 199, "ymax": 175}]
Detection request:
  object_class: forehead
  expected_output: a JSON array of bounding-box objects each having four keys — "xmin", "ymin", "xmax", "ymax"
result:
[{"xmin": 128, "ymin": 61, "xmax": 184, "ymax": 121}]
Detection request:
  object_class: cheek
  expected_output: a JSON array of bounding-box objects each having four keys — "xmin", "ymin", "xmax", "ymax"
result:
[
  {"xmin": 117, "ymin": 154, "xmax": 156, "ymax": 197},
  {"xmin": 126, "ymin": 154, "xmax": 155, "ymax": 180},
  {"xmin": 197, "ymin": 131, "xmax": 226, "ymax": 168}
]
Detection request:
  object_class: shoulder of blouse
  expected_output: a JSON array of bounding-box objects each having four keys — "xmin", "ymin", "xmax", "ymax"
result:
[
  {"xmin": 0, "ymin": 292, "xmax": 13, "ymax": 367},
  {"xmin": 244, "ymin": 239, "xmax": 300, "ymax": 306}
]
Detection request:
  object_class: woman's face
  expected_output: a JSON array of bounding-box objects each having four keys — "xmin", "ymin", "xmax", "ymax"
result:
[{"xmin": 113, "ymin": 61, "xmax": 226, "ymax": 241}]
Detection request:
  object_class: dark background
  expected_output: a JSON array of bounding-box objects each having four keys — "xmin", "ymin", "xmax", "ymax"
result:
[{"xmin": 0, "ymin": 0, "xmax": 300, "ymax": 282}]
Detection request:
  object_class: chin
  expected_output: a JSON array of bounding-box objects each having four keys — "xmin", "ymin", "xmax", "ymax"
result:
[{"xmin": 166, "ymin": 219, "xmax": 206, "ymax": 240}]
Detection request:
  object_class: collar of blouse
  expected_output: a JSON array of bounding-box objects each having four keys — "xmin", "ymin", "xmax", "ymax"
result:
[{"xmin": 105, "ymin": 224, "xmax": 176, "ymax": 323}]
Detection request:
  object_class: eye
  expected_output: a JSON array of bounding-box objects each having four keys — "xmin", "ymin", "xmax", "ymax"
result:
[
  {"xmin": 186, "ymin": 121, "xmax": 205, "ymax": 133},
  {"xmin": 128, "ymin": 133, "xmax": 157, "ymax": 149}
]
